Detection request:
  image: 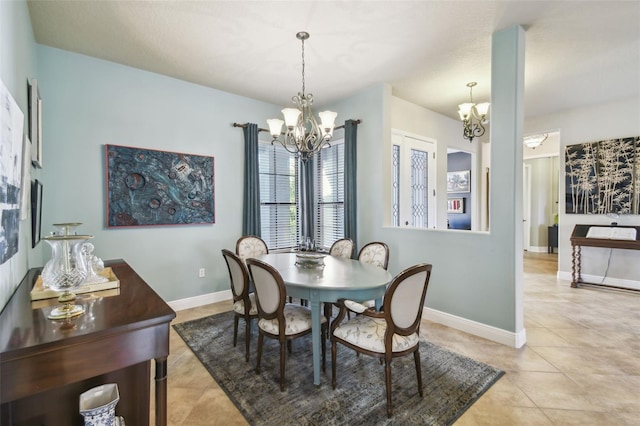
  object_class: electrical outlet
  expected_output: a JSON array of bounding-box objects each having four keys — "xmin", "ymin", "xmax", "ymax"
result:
[{"xmin": 198, "ymin": 268, "xmax": 205, "ymax": 278}]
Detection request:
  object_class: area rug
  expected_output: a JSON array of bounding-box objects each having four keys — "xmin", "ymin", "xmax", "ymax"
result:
[{"xmin": 173, "ymin": 311, "xmax": 504, "ymax": 425}]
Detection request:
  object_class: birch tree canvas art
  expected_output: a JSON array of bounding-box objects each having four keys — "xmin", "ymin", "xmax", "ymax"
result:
[{"xmin": 565, "ymin": 136, "xmax": 640, "ymax": 214}]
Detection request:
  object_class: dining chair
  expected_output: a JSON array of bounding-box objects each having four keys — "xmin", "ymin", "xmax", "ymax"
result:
[
  {"xmin": 329, "ymin": 238, "xmax": 355, "ymax": 259},
  {"xmin": 221, "ymin": 249, "xmax": 258, "ymax": 362},
  {"xmin": 246, "ymin": 258, "xmax": 327, "ymax": 391},
  {"xmin": 357, "ymin": 241, "xmax": 390, "ymax": 270},
  {"xmin": 330, "ymin": 263, "xmax": 433, "ymax": 417},
  {"xmin": 343, "ymin": 241, "xmax": 390, "ymax": 315},
  {"xmin": 235, "ymin": 235, "xmax": 268, "ymax": 263}
]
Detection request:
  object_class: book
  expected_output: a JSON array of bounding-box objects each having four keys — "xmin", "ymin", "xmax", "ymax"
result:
[{"xmin": 585, "ymin": 226, "xmax": 637, "ymax": 241}]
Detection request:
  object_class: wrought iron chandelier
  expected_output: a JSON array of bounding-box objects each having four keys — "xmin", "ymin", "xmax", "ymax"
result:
[
  {"xmin": 457, "ymin": 82, "xmax": 490, "ymax": 143},
  {"xmin": 266, "ymin": 32, "xmax": 337, "ymax": 161}
]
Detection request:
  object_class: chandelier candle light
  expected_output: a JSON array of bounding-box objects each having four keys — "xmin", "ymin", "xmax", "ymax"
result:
[
  {"xmin": 267, "ymin": 32, "xmax": 337, "ymax": 161},
  {"xmin": 458, "ymin": 82, "xmax": 490, "ymax": 143}
]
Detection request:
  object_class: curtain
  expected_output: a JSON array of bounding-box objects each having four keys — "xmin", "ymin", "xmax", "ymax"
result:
[
  {"xmin": 344, "ymin": 119, "xmax": 358, "ymax": 244},
  {"xmin": 242, "ymin": 123, "xmax": 261, "ymax": 236},
  {"xmin": 300, "ymin": 158, "xmax": 315, "ymax": 241}
]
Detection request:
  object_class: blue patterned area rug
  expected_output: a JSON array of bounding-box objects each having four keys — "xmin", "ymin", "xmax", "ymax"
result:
[{"xmin": 173, "ymin": 311, "xmax": 504, "ymax": 425}]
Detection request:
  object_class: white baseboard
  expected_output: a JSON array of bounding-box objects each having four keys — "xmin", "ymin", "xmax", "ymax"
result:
[
  {"xmin": 168, "ymin": 291, "xmax": 527, "ymax": 348},
  {"xmin": 168, "ymin": 289, "xmax": 232, "ymax": 312},
  {"xmin": 557, "ymin": 271, "xmax": 640, "ymax": 291},
  {"xmin": 422, "ymin": 307, "xmax": 526, "ymax": 348},
  {"xmin": 526, "ymin": 246, "xmax": 550, "ymax": 253}
]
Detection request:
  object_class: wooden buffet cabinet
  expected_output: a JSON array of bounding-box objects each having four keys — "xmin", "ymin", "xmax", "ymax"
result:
[{"xmin": 0, "ymin": 259, "xmax": 176, "ymax": 425}]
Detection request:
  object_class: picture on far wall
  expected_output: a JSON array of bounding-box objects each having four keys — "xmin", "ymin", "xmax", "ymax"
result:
[
  {"xmin": 565, "ymin": 136, "xmax": 640, "ymax": 214},
  {"xmin": 447, "ymin": 197, "xmax": 465, "ymax": 214},
  {"xmin": 106, "ymin": 144, "xmax": 215, "ymax": 227},
  {"xmin": 31, "ymin": 180, "xmax": 43, "ymax": 248},
  {"xmin": 27, "ymin": 78, "xmax": 43, "ymax": 168},
  {"xmin": 447, "ymin": 170, "xmax": 470, "ymax": 193}
]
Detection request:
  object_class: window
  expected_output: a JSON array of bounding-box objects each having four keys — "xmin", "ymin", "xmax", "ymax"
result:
[
  {"xmin": 258, "ymin": 140, "xmax": 346, "ymax": 250},
  {"xmin": 392, "ymin": 131, "xmax": 437, "ymax": 228},
  {"xmin": 314, "ymin": 140, "xmax": 345, "ymax": 249},
  {"xmin": 258, "ymin": 142, "xmax": 300, "ymax": 250}
]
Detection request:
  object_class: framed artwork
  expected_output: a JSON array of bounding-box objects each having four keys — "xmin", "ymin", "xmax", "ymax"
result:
[
  {"xmin": 447, "ymin": 170, "xmax": 470, "ymax": 193},
  {"xmin": 106, "ymin": 144, "xmax": 215, "ymax": 227},
  {"xmin": 447, "ymin": 197, "xmax": 464, "ymax": 214},
  {"xmin": 28, "ymin": 78, "xmax": 43, "ymax": 168},
  {"xmin": 31, "ymin": 179, "xmax": 43, "ymax": 248},
  {"xmin": 565, "ymin": 136, "xmax": 639, "ymax": 214}
]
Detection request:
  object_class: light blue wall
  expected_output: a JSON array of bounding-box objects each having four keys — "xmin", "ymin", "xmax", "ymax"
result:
[
  {"xmin": 0, "ymin": 0, "xmax": 41, "ymax": 311},
  {"xmin": 36, "ymin": 45, "xmax": 281, "ymax": 302},
  {"xmin": 324, "ymin": 27, "xmax": 526, "ymax": 334}
]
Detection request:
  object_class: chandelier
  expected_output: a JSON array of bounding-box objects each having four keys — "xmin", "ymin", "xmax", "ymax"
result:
[
  {"xmin": 457, "ymin": 82, "xmax": 490, "ymax": 143},
  {"xmin": 266, "ymin": 32, "xmax": 337, "ymax": 161},
  {"xmin": 523, "ymin": 133, "xmax": 548, "ymax": 149}
]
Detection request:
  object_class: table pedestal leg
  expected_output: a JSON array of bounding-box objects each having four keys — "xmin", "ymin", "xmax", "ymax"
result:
[{"xmin": 310, "ymin": 297, "xmax": 321, "ymax": 385}]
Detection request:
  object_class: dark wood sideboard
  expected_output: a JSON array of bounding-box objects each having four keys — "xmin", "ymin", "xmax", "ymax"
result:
[
  {"xmin": 570, "ymin": 224, "xmax": 640, "ymax": 290},
  {"xmin": 0, "ymin": 259, "xmax": 176, "ymax": 425}
]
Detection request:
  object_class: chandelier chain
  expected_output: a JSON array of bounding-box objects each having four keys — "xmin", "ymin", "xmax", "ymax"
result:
[{"xmin": 301, "ymin": 36, "xmax": 305, "ymax": 95}]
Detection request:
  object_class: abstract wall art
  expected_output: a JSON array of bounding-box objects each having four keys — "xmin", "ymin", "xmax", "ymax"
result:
[
  {"xmin": 565, "ymin": 136, "xmax": 640, "ymax": 215},
  {"xmin": 106, "ymin": 145, "xmax": 215, "ymax": 227}
]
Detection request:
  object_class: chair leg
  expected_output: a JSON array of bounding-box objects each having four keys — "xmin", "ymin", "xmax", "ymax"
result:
[
  {"xmin": 244, "ymin": 317, "xmax": 251, "ymax": 362},
  {"xmin": 321, "ymin": 326, "xmax": 326, "ymax": 372},
  {"xmin": 385, "ymin": 359, "xmax": 393, "ymax": 418},
  {"xmin": 233, "ymin": 316, "xmax": 239, "ymax": 347},
  {"xmin": 279, "ymin": 341, "xmax": 286, "ymax": 391},
  {"xmin": 331, "ymin": 341, "xmax": 337, "ymax": 389},
  {"xmin": 414, "ymin": 349, "xmax": 423, "ymax": 397},
  {"xmin": 256, "ymin": 333, "xmax": 263, "ymax": 374}
]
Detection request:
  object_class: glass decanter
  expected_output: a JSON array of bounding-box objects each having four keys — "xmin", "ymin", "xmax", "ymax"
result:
[{"xmin": 42, "ymin": 234, "xmax": 93, "ymax": 319}]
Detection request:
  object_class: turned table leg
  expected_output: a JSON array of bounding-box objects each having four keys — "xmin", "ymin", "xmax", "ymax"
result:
[{"xmin": 571, "ymin": 244, "xmax": 581, "ymax": 288}]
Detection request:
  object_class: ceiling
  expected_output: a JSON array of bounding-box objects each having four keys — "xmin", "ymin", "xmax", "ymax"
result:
[{"xmin": 26, "ymin": 1, "xmax": 640, "ymax": 121}]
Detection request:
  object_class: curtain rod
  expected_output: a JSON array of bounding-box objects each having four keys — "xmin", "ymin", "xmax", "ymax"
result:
[{"xmin": 232, "ymin": 119, "xmax": 361, "ymax": 133}]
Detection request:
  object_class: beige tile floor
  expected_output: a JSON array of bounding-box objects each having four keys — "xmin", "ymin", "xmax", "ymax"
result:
[{"xmin": 157, "ymin": 252, "xmax": 640, "ymax": 425}]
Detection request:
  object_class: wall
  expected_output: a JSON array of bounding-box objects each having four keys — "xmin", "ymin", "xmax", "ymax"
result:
[
  {"xmin": 37, "ymin": 45, "xmax": 281, "ymax": 303},
  {"xmin": 525, "ymin": 97, "xmax": 640, "ymax": 287},
  {"xmin": 0, "ymin": 0, "xmax": 42, "ymax": 312},
  {"xmin": 324, "ymin": 27, "xmax": 526, "ymax": 344}
]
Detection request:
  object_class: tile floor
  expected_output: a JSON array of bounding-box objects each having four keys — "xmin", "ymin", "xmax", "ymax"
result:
[{"xmin": 157, "ymin": 252, "xmax": 639, "ymax": 425}]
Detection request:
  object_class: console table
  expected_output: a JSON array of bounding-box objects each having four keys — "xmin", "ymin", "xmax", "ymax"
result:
[
  {"xmin": 0, "ymin": 259, "xmax": 176, "ymax": 425},
  {"xmin": 570, "ymin": 224, "xmax": 640, "ymax": 289}
]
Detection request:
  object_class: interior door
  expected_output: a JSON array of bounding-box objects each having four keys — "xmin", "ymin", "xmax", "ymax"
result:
[{"xmin": 523, "ymin": 164, "xmax": 531, "ymax": 251}]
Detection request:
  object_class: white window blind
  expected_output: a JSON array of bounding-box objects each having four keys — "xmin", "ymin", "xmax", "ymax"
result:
[
  {"xmin": 258, "ymin": 142, "xmax": 300, "ymax": 250},
  {"xmin": 314, "ymin": 141, "xmax": 345, "ymax": 249}
]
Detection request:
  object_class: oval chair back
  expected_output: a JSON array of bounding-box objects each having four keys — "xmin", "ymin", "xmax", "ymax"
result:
[
  {"xmin": 236, "ymin": 235, "xmax": 268, "ymax": 263},
  {"xmin": 357, "ymin": 241, "xmax": 390, "ymax": 270},
  {"xmin": 329, "ymin": 238, "xmax": 355, "ymax": 259}
]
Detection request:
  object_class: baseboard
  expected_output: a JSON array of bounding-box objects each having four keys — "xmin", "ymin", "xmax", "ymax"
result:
[
  {"xmin": 557, "ymin": 271, "xmax": 640, "ymax": 291},
  {"xmin": 168, "ymin": 289, "xmax": 232, "ymax": 312},
  {"xmin": 422, "ymin": 307, "xmax": 526, "ymax": 348},
  {"xmin": 168, "ymin": 291, "xmax": 528, "ymax": 348},
  {"xmin": 526, "ymin": 246, "xmax": 550, "ymax": 253}
]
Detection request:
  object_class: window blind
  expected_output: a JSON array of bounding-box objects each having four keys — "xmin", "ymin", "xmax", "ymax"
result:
[{"xmin": 314, "ymin": 141, "xmax": 345, "ymax": 249}]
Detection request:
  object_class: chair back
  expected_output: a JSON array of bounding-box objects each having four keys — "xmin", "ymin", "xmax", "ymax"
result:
[
  {"xmin": 246, "ymin": 258, "xmax": 286, "ymax": 320},
  {"xmin": 357, "ymin": 241, "xmax": 390, "ymax": 270},
  {"xmin": 329, "ymin": 238, "xmax": 355, "ymax": 259},
  {"xmin": 236, "ymin": 235, "xmax": 268, "ymax": 262},
  {"xmin": 221, "ymin": 249, "xmax": 250, "ymax": 302},
  {"xmin": 383, "ymin": 264, "xmax": 432, "ymax": 335}
]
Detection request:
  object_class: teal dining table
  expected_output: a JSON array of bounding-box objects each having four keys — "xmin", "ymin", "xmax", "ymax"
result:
[{"xmin": 256, "ymin": 252, "xmax": 392, "ymax": 385}]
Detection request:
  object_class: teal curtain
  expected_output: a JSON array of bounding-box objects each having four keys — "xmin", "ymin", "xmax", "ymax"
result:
[
  {"xmin": 301, "ymin": 158, "xmax": 315, "ymax": 241},
  {"xmin": 344, "ymin": 120, "xmax": 358, "ymax": 244},
  {"xmin": 242, "ymin": 123, "xmax": 261, "ymax": 236}
]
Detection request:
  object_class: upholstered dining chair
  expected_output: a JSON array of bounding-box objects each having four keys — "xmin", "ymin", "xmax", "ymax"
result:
[
  {"xmin": 329, "ymin": 238, "xmax": 355, "ymax": 259},
  {"xmin": 221, "ymin": 249, "xmax": 258, "ymax": 362},
  {"xmin": 330, "ymin": 263, "xmax": 433, "ymax": 417},
  {"xmin": 357, "ymin": 241, "xmax": 390, "ymax": 270},
  {"xmin": 246, "ymin": 258, "xmax": 327, "ymax": 391},
  {"xmin": 235, "ymin": 235, "xmax": 268, "ymax": 263}
]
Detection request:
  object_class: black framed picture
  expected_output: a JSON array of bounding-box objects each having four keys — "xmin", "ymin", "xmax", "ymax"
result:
[{"xmin": 31, "ymin": 179, "xmax": 43, "ymax": 248}]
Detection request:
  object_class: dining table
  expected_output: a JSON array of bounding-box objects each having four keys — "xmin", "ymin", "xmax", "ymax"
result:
[{"xmin": 256, "ymin": 252, "xmax": 392, "ymax": 385}]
